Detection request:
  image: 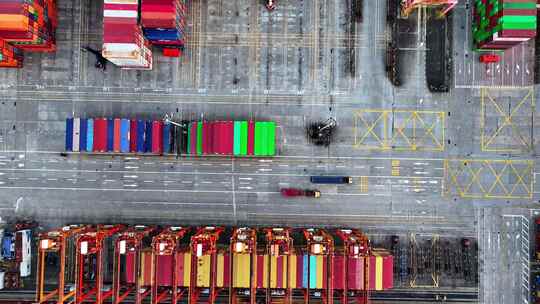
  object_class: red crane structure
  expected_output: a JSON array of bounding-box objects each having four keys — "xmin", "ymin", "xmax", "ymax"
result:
[
  {"xmin": 302, "ymin": 229, "xmax": 334, "ymax": 304},
  {"xmin": 36, "ymin": 225, "xmax": 90, "ymax": 304},
  {"xmin": 150, "ymin": 226, "xmax": 190, "ymax": 304},
  {"xmin": 400, "ymin": 0, "xmax": 457, "ymax": 17},
  {"xmin": 335, "ymin": 229, "xmax": 371, "ymax": 304},
  {"xmin": 264, "ymin": 228, "xmax": 293, "ymax": 304},
  {"xmin": 229, "ymin": 227, "xmax": 257, "ymax": 304},
  {"xmin": 189, "ymin": 226, "xmax": 224, "ymax": 304},
  {"xmin": 74, "ymin": 224, "xmax": 125, "ymax": 304},
  {"xmin": 112, "ymin": 225, "xmax": 157, "ymax": 304}
]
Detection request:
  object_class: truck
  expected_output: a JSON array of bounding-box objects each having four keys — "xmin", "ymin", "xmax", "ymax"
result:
[
  {"xmin": 310, "ymin": 176, "xmax": 353, "ymax": 184},
  {"xmin": 280, "ymin": 188, "xmax": 321, "ymax": 198}
]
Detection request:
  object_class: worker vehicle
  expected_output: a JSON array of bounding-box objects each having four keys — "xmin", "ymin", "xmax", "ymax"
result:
[
  {"xmin": 479, "ymin": 54, "xmax": 500, "ymax": 63},
  {"xmin": 266, "ymin": 0, "xmax": 276, "ymax": 10},
  {"xmin": 280, "ymin": 188, "xmax": 321, "ymax": 198},
  {"xmin": 310, "ymin": 176, "xmax": 353, "ymax": 184}
]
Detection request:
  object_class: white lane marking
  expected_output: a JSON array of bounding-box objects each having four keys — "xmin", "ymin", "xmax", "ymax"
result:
[
  {"xmin": 143, "ymin": 180, "xmax": 154, "ymax": 183},
  {"xmin": 181, "ymin": 181, "xmax": 193, "ymax": 184},
  {"xmin": 47, "ymin": 178, "xmax": 58, "ymax": 181},
  {"xmin": 239, "ymin": 186, "xmax": 253, "ymax": 190}
]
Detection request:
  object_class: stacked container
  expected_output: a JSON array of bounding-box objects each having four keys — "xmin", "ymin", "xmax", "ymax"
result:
[
  {"xmin": 141, "ymin": 0, "xmax": 186, "ymax": 50},
  {"xmin": 66, "ymin": 118, "xmax": 277, "ymax": 157},
  {"xmin": 0, "ymin": 0, "xmax": 57, "ymax": 52},
  {"xmin": 102, "ymin": 0, "xmax": 153, "ymax": 69},
  {"xmin": 0, "ymin": 38, "xmax": 23, "ymax": 68},
  {"xmin": 473, "ymin": 0, "xmax": 537, "ymax": 50}
]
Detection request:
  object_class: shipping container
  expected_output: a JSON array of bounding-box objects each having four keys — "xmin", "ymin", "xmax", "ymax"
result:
[
  {"xmin": 86, "ymin": 119, "xmax": 94, "ymax": 152},
  {"xmin": 65, "ymin": 118, "xmax": 73, "ymax": 151},
  {"xmin": 120, "ymin": 119, "xmax": 130, "ymax": 153}
]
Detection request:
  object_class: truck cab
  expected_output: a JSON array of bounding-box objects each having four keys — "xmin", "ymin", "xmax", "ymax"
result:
[{"xmin": 310, "ymin": 176, "xmax": 353, "ymax": 184}]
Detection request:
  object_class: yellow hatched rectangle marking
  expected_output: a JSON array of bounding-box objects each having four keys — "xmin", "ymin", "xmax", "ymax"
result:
[
  {"xmin": 353, "ymin": 109, "xmax": 445, "ymax": 152},
  {"xmin": 480, "ymin": 87, "xmax": 534, "ymax": 152},
  {"xmin": 444, "ymin": 159, "xmax": 534, "ymax": 199}
]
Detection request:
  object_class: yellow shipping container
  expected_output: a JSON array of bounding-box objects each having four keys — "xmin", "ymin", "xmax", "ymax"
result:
[
  {"xmin": 0, "ymin": 15, "xmax": 29, "ymax": 31},
  {"xmin": 233, "ymin": 253, "xmax": 251, "ymax": 288},
  {"xmin": 183, "ymin": 252, "xmax": 191, "ymax": 286},
  {"xmin": 289, "ymin": 255, "xmax": 297, "ymax": 288},
  {"xmin": 375, "ymin": 256, "xmax": 383, "ymax": 290},
  {"xmin": 197, "ymin": 255, "xmax": 211, "ymax": 287}
]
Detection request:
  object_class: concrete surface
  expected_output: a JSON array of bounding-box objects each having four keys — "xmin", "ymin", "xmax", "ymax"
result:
[{"xmin": 0, "ymin": 0, "xmax": 538, "ymax": 302}]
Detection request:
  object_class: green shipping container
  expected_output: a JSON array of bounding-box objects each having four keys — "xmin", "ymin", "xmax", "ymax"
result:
[
  {"xmin": 266, "ymin": 122, "xmax": 276, "ymax": 156},
  {"xmin": 197, "ymin": 121, "xmax": 203, "ymax": 155},
  {"xmin": 254, "ymin": 122, "xmax": 267, "ymax": 156},
  {"xmin": 233, "ymin": 121, "xmax": 242, "ymax": 156},
  {"xmin": 240, "ymin": 121, "xmax": 248, "ymax": 156}
]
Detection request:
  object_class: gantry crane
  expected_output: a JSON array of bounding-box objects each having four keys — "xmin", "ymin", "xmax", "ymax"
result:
[
  {"xmin": 229, "ymin": 227, "xmax": 257, "ymax": 304},
  {"xmin": 151, "ymin": 226, "xmax": 190, "ymax": 304},
  {"xmin": 400, "ymin": 0, "xmax": 457, "ymax": 18},
  {"xmin": 75, "ymin": 224, "xmax": 125, "ymax": 304},
  {"xmin": 264, "ymin": 228, "xmax": 293, "ymax": 304},
  {"xmin": 302, "ymin": 229, "xmax": 334, "ymax": 304},
  {"xmin": 189, "ymin": 226, "xmax": 224, "ymax": 304},
  {"xmin": 335, "ymin": 229, "xmax": 371, "ymax": 304},
  {"xmin": 37, "ymin": 225, "xmax": 89, "ymax": 304},
  {"xmin": 113, "ymin": 225, "xmax": 158, "ymax": 304}
]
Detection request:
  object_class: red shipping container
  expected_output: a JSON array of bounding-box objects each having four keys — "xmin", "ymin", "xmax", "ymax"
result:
[
  {"xmin": 333, "ymin": 256, "xmax": 344, "ymax": 290},
  {"xmin": 163, "ymin": 48, "xmax": 181, "ymax": 57},
  {"xmin": 152, "ymin": 121, "xmax": 163, "ymax": 154},
  {"xmin": 382, "ymin": 255, "xmax": 393, "ymax": 289},
  {"xmin": 113, "ymin": 118, "xmax": 121, "ymax": 152},
  {"xmin": 94, "ymin": 118, "xmax": 108, "ymax": 152},
  {"xmin": 190, "ymin": 121, "xmax": 198, "ymax": 155},
  {"xmin": 129, "ymin": 119, "xmax": 137, "ymax": 152},
  {"xmin": 224, "ymin": 121, "xmax": 234, "ymax": 155},
  {"xmin": 247, "ymin": 121, "xmax": 255, "ymax": 155}
]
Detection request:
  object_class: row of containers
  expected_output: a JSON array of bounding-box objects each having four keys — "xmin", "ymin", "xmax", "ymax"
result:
[
  {"xmin": 65, "ymin": 118, "xmax": 277, "ymax": 156},
  {"xmin": 0, "ymin": 0, "xmax": 58, "ymax": 68},
  {"xmin": 473, "ymin": 0, "xmax": 537, "ymax": 50},
  {"xmin": 130, "ymin": 250, "xmax": 393, "ymax": 291},
  {"xmin": 36, "ymin": 225, "xmax": 393, "ymax": 304},
  {"xmin": 102, "ymin": 0, "xmax": 186, "ymax": 69}
]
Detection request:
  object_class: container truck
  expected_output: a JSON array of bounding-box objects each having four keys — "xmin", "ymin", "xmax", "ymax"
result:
[
  {"xmin": 310, "ymin": 176, "xmax": 353, "ymax": 184},
  {"xmin": 280, "ymin": 188, "xmax": 321, "ymax": 198}
]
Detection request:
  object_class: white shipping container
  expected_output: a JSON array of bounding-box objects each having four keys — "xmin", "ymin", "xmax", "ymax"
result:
[
  {"xmin": 72, "ymin": 118, "xmax": 80, "ymax": 152},
  {"xmin": 103, "ymin": 9, "xmax": 138, "ymax": 18}
]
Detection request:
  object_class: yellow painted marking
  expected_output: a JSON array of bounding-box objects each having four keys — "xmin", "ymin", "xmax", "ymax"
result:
[
  {"xmin": 444, "ymin": 159, "xmax": 533, "ymax": 199},
  {"xmin": 481, "ymin": 87, "xmax": 534, "ymax": 152},
  {"xmin": 353, "ymin": 110, "xmax": 444, "ymax": 151}
]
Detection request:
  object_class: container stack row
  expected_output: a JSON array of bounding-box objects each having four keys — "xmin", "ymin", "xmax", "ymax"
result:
[
  {"xmin": 102, "ymin": 0, "xmax": 153, "ymax": 69},
  {"xmin": 141, "ymin": 0, "xmax": 186, "ymax": 52},
  {"xmin": 128, "ymin": 251, "xmax": 393, "ymax": 290},
  {"xmin": 0, "ymin": 0, "xmax": 58, "ymax": 68},
  {"xmin": 186, "ymin": 121, "xmax": 276, "ymax": 157},
  {"xmin": 0, "ymin": 38, "xmax": 23, "ymax": 68},
  {"xmin": 65, "ymin": 118, "xmax": 277, "ymax": 157},
  {"xmin": 473, "ymin": 0, "xmax": 537, "ymax": 50}
]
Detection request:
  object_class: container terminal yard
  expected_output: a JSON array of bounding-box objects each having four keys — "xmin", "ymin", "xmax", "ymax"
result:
[{"xmin": 0, "ymin": 0, "xmax": 539, "ymax": 303}]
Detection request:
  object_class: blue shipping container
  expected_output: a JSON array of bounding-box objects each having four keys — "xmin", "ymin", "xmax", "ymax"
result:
[
  {"xmin": 65, "ymin": 118, "xmax": 73, "ymax": 151},
  {"xmin": 163, "ymin": 123, "xmax": 171, "ymax": 153},
  {"xmin": 120, "ymin": 119, "xmax": 130, "ymax": 153},
  {"xmin": 107, "ymin": 119, "xmax": 114, "ymax": 152},
  {"xmin": 136, "ymin": 120, "xmax": 145, "ymax": 153},
  {"xmin": 87, "ymin": 119, "xmax": 94, "ymax": 152},
  {"xmin": 143, "ymin": 28, "xmax": 184, "ymax": 41},
  {"xmin": 80, "ymin": 118, "xmax": 87, "ymax": 152},
  {"xmin": 145, "ymin": 121, "xmax": 153, "ymax": 153}
]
